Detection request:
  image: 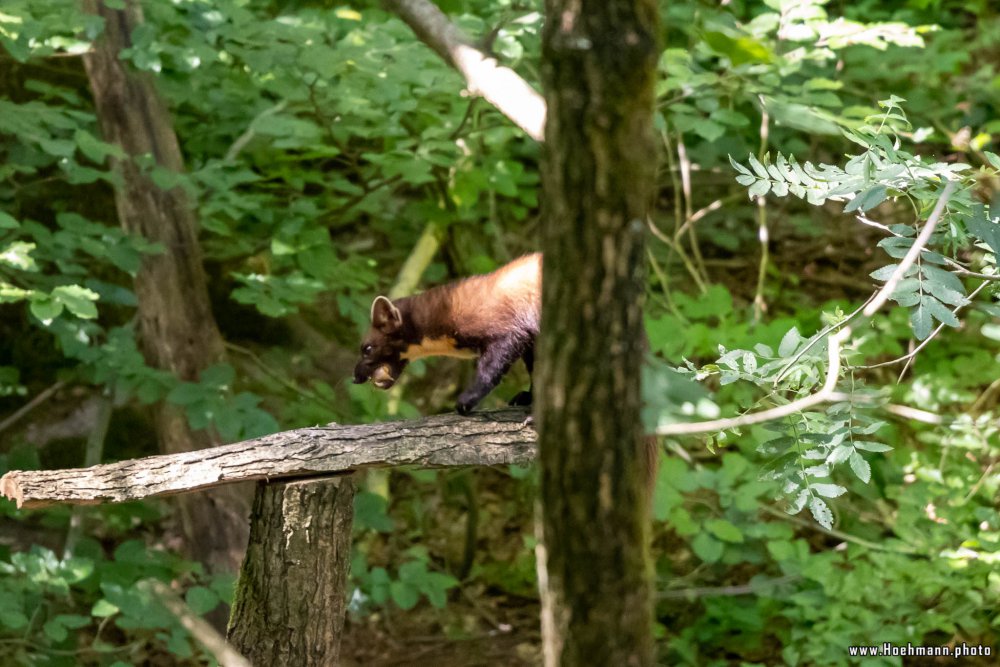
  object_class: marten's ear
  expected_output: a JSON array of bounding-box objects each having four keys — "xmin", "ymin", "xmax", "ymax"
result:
[{"xmin": 371, "ymin": 296, "xmax": 402, "ymax": 333}]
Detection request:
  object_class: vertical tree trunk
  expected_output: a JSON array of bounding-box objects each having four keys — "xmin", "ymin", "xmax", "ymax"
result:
[
  {"xmin": 228, "ymin": 476, "xmax": 357, "ymax": 666},
  {"xmin": 536, "ymin": 0, "xmax": 659, "ymax": 665},
  {"xmin": 82, "ymin": 0, "xmax": 248, "ymax": 573}
]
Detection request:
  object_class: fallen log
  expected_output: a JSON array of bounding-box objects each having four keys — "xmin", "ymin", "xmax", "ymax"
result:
[{"xmin": 0, "ymin": 409, "xmax": 535, "ymax": 509}]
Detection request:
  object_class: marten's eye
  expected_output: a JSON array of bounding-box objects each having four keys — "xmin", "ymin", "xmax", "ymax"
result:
[{"xmin": 362, "ymin": 344, "xmax": 373, "ymax": 356}]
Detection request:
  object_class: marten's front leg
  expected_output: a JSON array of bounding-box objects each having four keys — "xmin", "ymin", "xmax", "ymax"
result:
[
  {"xmin": 508, "ymin": 345, "xmax": 534, "ymax": 407},
  {"xmin": 457, "ymin": 337, "xmax": 527, "ymax": 415}
]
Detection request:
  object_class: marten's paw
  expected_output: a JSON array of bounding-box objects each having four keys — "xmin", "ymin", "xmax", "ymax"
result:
[{"xmin": 508, "ymin": 390, "xmax": 533, "ymax": 407}]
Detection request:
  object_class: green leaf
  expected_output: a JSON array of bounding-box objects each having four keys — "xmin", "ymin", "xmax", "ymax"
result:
[
  {"xmin": 185, "ymin": 586, "xmax": 219, "ymax": 615},
  {"xmin": 354, "ymin": 491, "xmax": 395, "ymax": 533},
  {"xmin": 166, "ymin": 382, "xmax": 205, "ymax": 406},
  {"xmin": 729, "ymin": 156, "xmax": 752, "ymax": 177},
  {"xmin": 777, "ymin": 327, "xmax": 802, "ymax": 357},
  {"xmin": 30, "ymin": 296, "xmax": 64, "ymax": 323},
  {"xmin": 43, "ymin": 618, "xmax": 69, "ymax": 642},
  {"xmin": 748, "ymin": 179, "xmax": 771, "ymax": 198},
  {"xmin": 921, "ymin": 264, "xmax": 965, "ymax": 294},
  {"xmin": 966, "ymin": 216, "xmax": 1000, "ymax": 257},
  {"xmin": 668, "ymin": 507, "xmax": 699, "ymax": 536},
  {"xmin": 808, "ymin": 497, "xmax": 834, "ymax": 529},
  {"xmin": 200, "ymin": 363, "xmax": 235, "ymax": 388},
  {"xmin": 924, "ymin": 296, "xmax": 959, "ymax": 328},
  {"xmin": 0, "ymin": 241, "xmax": 37, "ymax": 271},
  {"xmin": 52, "ymin": 285, "xmax": 99, "ymax": 319},
  {"xmin": 91, "ymin": 599, "xmax": 119, "ymax": 617},
  {"xmin": 389, "ymin": 581, "xmax": 420, "ymax": 610},
  {"xmin": 702, "ymin": 31, "xmax": 773, "ymax": 65},
  {"xmin": 910, "ymin": 298, "xmax": 933, "ymax": 340},
  {"xmin": 854, "ymin": 441, "xmax": 893, "ymax": 453},
  {"xmin": 849, "ymin": 452, "xmax": 872, "ymax": 483},
  {"xmin": 869, "ymin": 264, "xmax": 900, "ymax": 281},
  {"xmin": 0, "ymin": 610, "xmax": 29, "ymax": 630},
  {"xmin": 0, "ymin": 211, "xmax": 18, "ymax": 229},
  {"xmin": 75, "ymin": 128, "xmax": 123, "ymax": 163},
  {"xmin": 810, "ymin": 483, "xmax": 847, "ymax": 498},
  {"xmin": 984, "ymin": 151, "xmax": 1000, "ymax": 170},
  {"xmin": 705, "ymin": 519, "xmax": 744, "ymax": 543},
  {"xmin": 692, "ymin": 119, "xmax": 725, "ymax": 142},
  {"xmin": 691, "ymin": 532, "xmax": 724, "ymax": 563},
  {"xmin": 923, "ymin": 279, "xmax": 966, "ymax": 307},
  {"xmin": 747, "ymin": 154, "xmax": 769, "ymax": 179},
  {"xmin": 844, "ymin": 184, "xmax": 888, "ymax": 213},
  {"xmin": 55, "ymin": 613, "xmax": 90, "ymax": 629},
  {"xmin": 826, "ymin": 444, "xmax": 854, "ymax": 465},
  {"xmin": 766, "ymin": 539, "xmax": 795, "ymax": 561}
]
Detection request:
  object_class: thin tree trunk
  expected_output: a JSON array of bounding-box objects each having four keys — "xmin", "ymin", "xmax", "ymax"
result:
[
  {"xmin": 536, "ymin": 0, "xmax": 660, "ymax": 665},
  {"xmin": 228, "ymin": 476, "xmax": 356, "ymax": 666},
  {"xmin": 81, "ymin": 0, "xmax": 248, "ymax": 573}
]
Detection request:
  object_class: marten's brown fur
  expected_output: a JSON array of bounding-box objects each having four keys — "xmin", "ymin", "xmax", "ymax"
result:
[{"xmin": 353, "ymin": 253, "xmax": 541, "ymax": 414}]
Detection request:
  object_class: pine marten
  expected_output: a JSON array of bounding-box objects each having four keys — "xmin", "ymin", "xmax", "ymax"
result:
[{"xmin": 352, "ymin": 253, "xmax": 541, "ymax": 414}]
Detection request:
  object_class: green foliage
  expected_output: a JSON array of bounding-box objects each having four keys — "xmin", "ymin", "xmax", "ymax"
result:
[
  {"xmin": 0, "ymin": 539, "xmax": 232, "ymax": 665},
  {"xmin": 351, "ymin": 548, "xmax": 458, "ymax": 612},
  {"xmin": 1, "ymin": 0, "xmax": 999, "ymax": 662}
]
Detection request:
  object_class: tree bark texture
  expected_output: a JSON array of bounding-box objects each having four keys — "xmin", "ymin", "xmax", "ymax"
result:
[
  {"xmin": 81, "ymin": 0, "xmax": 248, "ymax": 572},
  {"xmin": 228, "ymin": 475, "xmax": 356, "ymax": 667},
  {"xmin": 0, "ymin": 409, "xmax": 535, "ymax": 508},
  {"xmin": 536, "ymin": 1, "xmax": 659, "ymax": 665}
]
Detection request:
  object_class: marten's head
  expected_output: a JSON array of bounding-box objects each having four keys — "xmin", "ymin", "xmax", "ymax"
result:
[{"xmin": 353, "ymin": 296, "xmax": 408, "ymax": 390}]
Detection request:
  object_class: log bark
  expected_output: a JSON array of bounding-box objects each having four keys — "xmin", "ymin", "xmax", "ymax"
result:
[
  {"xmin": 228, "ymin": 475, "xmax": 356, "ymax": 666},
  {"xmin": 81, "ymin": 0, "xmax": 248, "ymax": 572},
  {"xmin": 384, "ymin": 0, "xmax": 546, "ymax": 141},
  {"xmin": 536, "ymin": 0, "xmax": 659, "ymax": 665},
  {"xmin": 0, "ymin": 409, "xmax": 535, "ymax": 508}
]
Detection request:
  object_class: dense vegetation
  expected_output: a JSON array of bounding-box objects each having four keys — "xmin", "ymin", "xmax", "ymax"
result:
[{"xmin": 1, "ymin": 0, "xmax": 998, "ymax": 664}]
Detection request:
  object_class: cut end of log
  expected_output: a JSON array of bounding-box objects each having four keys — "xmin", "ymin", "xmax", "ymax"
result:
[{"xmin": 0, "ymin": 472, "xmax": 24, "ymax": 508}]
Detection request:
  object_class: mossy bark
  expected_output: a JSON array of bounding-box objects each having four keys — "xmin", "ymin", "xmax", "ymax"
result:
[
  {"xmin": 536, "ymin": 0, "xmax": 660, "ymax": 665},
  {"xmin": 228, "ymin": 476, "xmax": 356, "ymax": 666}
]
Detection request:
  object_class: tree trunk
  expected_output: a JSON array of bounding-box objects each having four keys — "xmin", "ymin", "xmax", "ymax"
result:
[
  {"xmin": 81, "ymin": 0, "xmax": 249, "ymax": 573},
  {"xmin": 228, "ymin": 475, "xmax": 356, "ymax": 666},
  {"xmin": 536, "ymin": 0, "xmax": 659, "ymax": 665}
]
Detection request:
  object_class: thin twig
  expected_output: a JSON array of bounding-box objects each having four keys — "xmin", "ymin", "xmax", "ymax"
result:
[
  {"xmin": 0, "ymin": 380, "xmax": 66, "ymax": 436},
  {"xmin": 759, "ymin": 505, "xmax": 924, "ymax": 556},
  {"xmin": 960, "ymin": 461, "xmax": 996, "ymax": 505},
  {"xmin": 753, "ymin": 98, "xmax": 771, "ymax": 322},
  {"xmin": 753, "ymin": 195, "xmax": 769, "ymax": 322},
  {"xmin": 860, "ymin": 279, "xmax": 990, "ymax": 370},
  {"xmin": 673, "ymin": 195, "xmax": 740, "ymax": 241},
  {"xmin": 647, "ymin": 217, "xmax": 708, "ymax": 293},
  {"xmin": 676, "ymin": 136, "xmax": 708, "ymax": 285},
  {"xmin": 224, "ymin": 101, "xmax": 288, "ymax": 163}
]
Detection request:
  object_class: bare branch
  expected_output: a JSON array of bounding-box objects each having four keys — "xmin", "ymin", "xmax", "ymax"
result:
[
  {"xmin": 385, "ymin": 0, "xmax": 546, "ymax": 141},
  {"xmin": 0, "ymin": 409, "xmax": 535, "ymax": 508}
]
